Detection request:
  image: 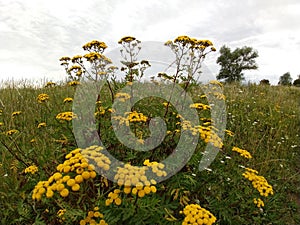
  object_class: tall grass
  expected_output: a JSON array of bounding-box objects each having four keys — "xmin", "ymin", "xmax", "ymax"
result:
[{"xmin": 0, "ymin": 80, "xmax": 299, "ymax": 224}]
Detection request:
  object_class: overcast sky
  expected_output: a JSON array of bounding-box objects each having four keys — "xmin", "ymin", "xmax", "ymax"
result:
[{"xmin": 1, "ymin": 0, "xmax": 300, "ymax": 85}]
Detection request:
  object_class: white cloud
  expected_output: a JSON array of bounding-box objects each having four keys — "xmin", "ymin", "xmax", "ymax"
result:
[{"xmin": 0, "ymin": 0, "xmax": 300, "ymax": 84}]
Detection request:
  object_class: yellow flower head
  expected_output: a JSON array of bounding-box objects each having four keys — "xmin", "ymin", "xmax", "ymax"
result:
[
  {"xmin": 59, "ymin": 56, "xmax": 71, "ymax": 61},
  {"xmin": 181, "ymin": 204, "xmax": 217, "ymax": 225},
  {"xmin": 37, "ymin": 122, "xmax": 46, "ymax": 128},
  {"xmin": 232, "ymin": 147, "xmax": 252, "ymax": 159},
  {"xmin": 6, "ymin": 129, "xmax": 19, "ymax": 136},
  {"xmin": 56, "ymin": 112, "xmax": 77, "ymax": 121},
  {"xmin": 68, "ymin": 81, "xmax": 80, "ymax": 86},
  {"xmin": 24, "ymin": 164, "xmax": 38, "ymax": 175},
  {"xmin": 118, "ymin": 36, "xmax": 137, "ymax": 44},
  {"xmin": 83, "ymin": 40, "xmax": 107, "ymax": 52},
  {"xmin": 12, "ymin": 111, "xmax": 22, "ymax": 117},
  {"xmin": 45, "ymin": 81, "xmax": 56, "ymax": 88},
  {"xmin": 37, "ymin": 94, "xmax": 50, "ymax": 103},
  {"xmin": 63, "ymin": 97, "xmax": 73, "ymax": 103}
]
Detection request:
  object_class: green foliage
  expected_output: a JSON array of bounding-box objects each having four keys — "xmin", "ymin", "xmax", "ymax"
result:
[
  {"xmin": 0, "ymin": 36, "xmax": 299, "ymax": 225},
  {"xmin": 278, "ymin": 72, "xmax": 293, "ymax": 86},
  {"xmin": 293, "ymin": 75, "xmax": 300, "ymax": 87},
  {"xmin": 259, "ymin": 79, "xmax": 270, "ymax": 85},
  {"xmin": 216, "ymin": 45, "xmax": 259, "ymax": 83}
]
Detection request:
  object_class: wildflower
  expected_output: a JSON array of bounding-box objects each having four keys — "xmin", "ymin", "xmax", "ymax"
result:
[
  {"xmin": 232, "ymin": 147, "xmax": 252, "ymax": 159},
  {"xmin": 82, "ymin": 40, "xmax": 107, "ymax": 52},
  {"xmin": 12, "ymin": 111, "xmax": 22, "ymax": 117},
  {"xmin": 63, "ymin": 97, "xmax": 73, "ymax": 103},
  {"xmin": 32, "ymin": 146, "xmax": 101, "ymax": 201},
  {"xmin": 118, "ymin": 36, "xmax": 137, "ymax": 44},
  {"xmin": 6, "ymin": 129, "xmax": 19, "ymax": 136},
  {"xmin": 24, "ymin": 164, "xmax": 38, "ymax": 174},
  {"xmin": 56, "ymin": 112, "xmax": 77, "ymax": 121},
  {"xmin": 37, "ymin": 122, "xmax": 46, "ymax": 128},
  {"xmin": 253, "ymin": 198, "xmax": 264, "ymax": 208},
  {"xmin": 80, "ymin": 207, "xmax": 107, "ymax": 225},
  {"xmin": 45, "ymin": 81, "xmax": 56, "ymax": 88},
  {"xmin": 59, "ymin": 56, "xmax": 71, "ymax": 61},
  {"xmin": 60, "ymin": 188, "xmax": 69, "ymax": 197},
  {"xmin": 106, "ymin": 189, "xmax": 122, "ymax": 206},
  {"xmin": 84, "ymin": 52, "xmax": 111, "ymax": 63},
  {"xmin": 242, "ymin": 168, "xmax": 274, "ymax": 197},
  {"xmin": 0, "ymin": 122, "xmax": 3, "ymax": 126},
  {"xmin": 71, "ymin": 55, "xmax": 82, "ymax": 63},
  {"xmin": 37, "ymin": 94, "xmax": 50, "ymax": 103},
  {"xmin": 68, "ymin": 81, "xmax": 80, "ymax": 86},
  {"xmin": 67, "ymin": 65, "xmax": 82, "ymax": 73},
  {"xmin": 180, "ymin": 204, "xmax": 216, "ymax": 225},
  {"xmin": 125, "ymin": 111, "xmax": 147, "ymax": 123},
  {"xmin": 209, "ymin": 80, "xmax": 223, "ymax": 87},
  {"xmin": 225, "ymin": 129, "xmax": 234, "ymax": 136},
  {"xmin": 115, "ymin": 92, "xmax": 131, "ymax": 102},
  {"xmin": 190, "ymin": 103, "xmax": 211, "ymax": 110}
]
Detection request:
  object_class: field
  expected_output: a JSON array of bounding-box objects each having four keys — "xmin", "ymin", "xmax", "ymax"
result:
[{"xmin": 0, "ymin": 80, "xmax": 299, "ymax": 225}]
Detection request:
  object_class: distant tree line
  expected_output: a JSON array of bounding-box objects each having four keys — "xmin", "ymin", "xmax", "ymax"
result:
[{"xmin": 216, "ymin": 45, "xmax": 300, "ymax": 87}]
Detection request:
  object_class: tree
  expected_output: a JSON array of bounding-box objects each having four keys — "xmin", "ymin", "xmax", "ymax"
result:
[
  {"xmin": 278, "ymin": 72, "xmax": 292, "ymax": 86},
  {"xmin": 260, "ymin": 79, "xmax": 270, "ymax": 85},
  {"xmin": 293, "ymin": 75, "xmax": 300, "ymax": 87},
  {"xmin": 216, "ymin": 45, "xmax": 258, "ymax": 83}
]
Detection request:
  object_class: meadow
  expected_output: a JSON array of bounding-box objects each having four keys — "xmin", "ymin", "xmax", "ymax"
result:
[{"xmin": 0, "ymin": 36, "xmax": 300, "ymax": 225}]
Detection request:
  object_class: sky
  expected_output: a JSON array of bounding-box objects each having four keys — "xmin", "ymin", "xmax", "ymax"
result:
[{"xmin": 1, "ymin": 0, "xmax": 300, "ymax": 85}]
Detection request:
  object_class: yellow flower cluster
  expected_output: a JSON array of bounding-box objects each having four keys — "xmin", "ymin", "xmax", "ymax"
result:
[
  {"xmin": 176, "ymin": 118, "xmax": 223, "ymax": 149},
  {"xmin": 225, "ymin": 129, "xmax": 234, "ymax": 136},
  {"xmin": 253, "ymin": 198, "xmax": 264, "ymax": 208},
  {"xmin": 37, "ymin": 122, "xmax": 46, "ymax": 128},
  {"xmin": 232, "ymin": 147, "xmax": 252, "ymax": 159},
  {"xmin": 56, "ymin": 112, "xmax": 77, "ymax": 121},
  {"xmin": 71, "ymin": 55, "xmax": 83, "ymax": 63},
  {"xmin": 82, "ymin": 40, "xmax": 107, "ymax": 52},
  {"xmin": 188, "ymin": 124, "xmax": 223, "ymax": 149},
  {"xmin": 57, "ymin": 209, "xmax": 66, "ymax": 223},
  {"xmin": 80, "ymin": 145, "xmax": 111, "ymax": 172},
  {"xmin": 24, "ymin": 164, "xmax": 38, "ymax": 174},
  {"xmin": 80, "ymin": 207, "xmax": 108, "ymax": 225},
  {"xmin": 6, "ymin": 129, "xmax": 19, "ymax": 136},
  {"xmin": 83, "ymin": 52, "xmax": 112, "ymax": 63},
  {"xmin": 37, "ymin": 93, "xmax": 50, "ymax": 103},
  {"xmin": 0, "ymin": 122, "xmax": 3, "ymax": 126},
  {"xmin": 106, "ymin": 189, "xmax": 122, "ymax": 206},
  {"xmin": 115, "ymin": 92, "xmax": 131, "ymax": 102},
  {"xmin": 63, "ymin": 97, "xmax": 73, "ymax": 103},
  {"xmin": 67, "ymin": 64, "xmax": 81, "ymax": 72},
  {"xmin": 171, "ymin": 36, "xmax": 214, "ymax": 50},
  {"xmin": 95, "ymin": 106, "xmax": 106, "ymax": 117},
  {"xmin": 108, "ymin": 160, "xmax": 165, "ymax": 205},
  {"xmin": 59, "ymin": 56, "xmax": 71, "ymax": 61},
  {"xmin": 45, "ymin": 81, "xmax": 56, "ymax": 88},
  {"xmin": 68, "ymin": 81, "xmax": 80, "ymax": 86},
  {"xmin": 190, "ymin": 103, "xmax": 211, "ymax": 110},
  {"xmin": 112, "ymin": 111, "xmax": 148, "ymax": 126},
  {"xmin": 180, "ymin": 204, "xmax": 217, "ymax": 225},
  {"xmin": 12, "ymin": 111, "xmax": 22, "ymax": 117},
  {"xmin": 118, "ymin": 36, "xmax": 136, "ymax": 44},
  {"xmin": 143, "ymin": 159, "xmax": 167, "ymax": 177},
  {"xmin": 126, "ymin": 111, "xmax": 147, "ymax": 123},
  {"xmin": 83, "ymin": 52, "xmax": 102, "ymax": 62},
  {"xmin": 209, "ymin": 80, "xmax": 223, "ymax": 87},
  {"xmin": 242, "ymin": 168, "xmax": 274, "ymax": 197},
  {"xmin": 32, "ymin": 148, "xmax": 97, "ymax": 200}
]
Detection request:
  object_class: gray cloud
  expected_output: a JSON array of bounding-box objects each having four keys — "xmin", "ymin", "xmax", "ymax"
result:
[{"xmin": 0, "ymin": 0, "xmax": 300, "ymax": 83}]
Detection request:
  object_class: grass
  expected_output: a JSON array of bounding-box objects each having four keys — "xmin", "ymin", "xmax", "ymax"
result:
[{"xmin": 0, "ymin": 80, "xmax": 299, "ymax": 224}]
